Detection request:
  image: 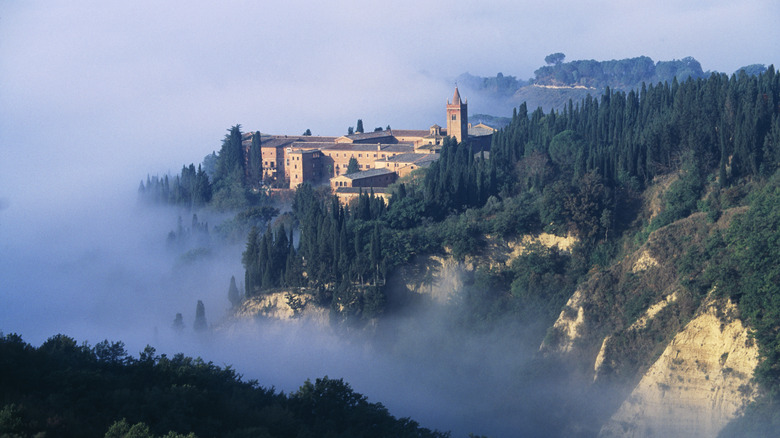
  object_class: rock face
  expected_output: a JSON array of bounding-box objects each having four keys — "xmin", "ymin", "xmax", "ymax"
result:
[
  {"xmin": 542, "ymin": 287, "xmax": 586, "ymax": 353},
  {"xmin": 235, "ymin": 290, "xmax": 327, "ymax": 323},
  {"xmin": 599, "ymin": 299, "xmax": 759, "ymax": 438}
]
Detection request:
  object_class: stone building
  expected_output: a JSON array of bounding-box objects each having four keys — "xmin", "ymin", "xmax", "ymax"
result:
[
  {"xmin": 286, "ymin": 149, "xmax": 323, "ymax": 187},
  {"xmin": 242, "ymin": 87, "xmax": 490, "ymax": 190},
  {"xmin": 373, "ymin": 152, "xmax": 439, "ymax": 178}
]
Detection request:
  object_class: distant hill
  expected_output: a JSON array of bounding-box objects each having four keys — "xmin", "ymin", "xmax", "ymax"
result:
[{"xmin": 458, "ymin": 55, "xmax": 769, "ymax": 115}]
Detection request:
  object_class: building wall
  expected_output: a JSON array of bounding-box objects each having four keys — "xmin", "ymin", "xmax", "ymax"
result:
[
  {"xmin": 286, "ymin": 150, "xmax": 322, "ymax": 187},
  {"xmin": 261, "ymin": 146, "xmax": 285, "ymax": 181},
  {"xmin": 330, "ymin": 171, "xmax": 397, "ymax": 190},
  {"xmin": 321, "ymin": 148, "xmax": 381, "ymax": 176},
  {"xmin": 320, "ymin": 146, "xmax": 413, "ymax": 177},
  {"xmin": 351, "ymin": 172, "xmax": 397, "ymax": 188}
]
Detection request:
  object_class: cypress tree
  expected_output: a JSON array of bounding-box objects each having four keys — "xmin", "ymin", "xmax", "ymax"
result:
[
  {"xmin": 249, "ymin": 131, "xmax": 262, "ymax": 188},
  {"xmin": 193, "ymin": 301, "xmax": 207, "ymax": 332},
  {"xmin": 228, "ymin": 276, "xmax": 241, "ymax": 308}
]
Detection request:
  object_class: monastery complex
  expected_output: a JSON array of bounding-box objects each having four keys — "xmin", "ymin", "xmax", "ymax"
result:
[{"xmin": 244, "ymin": 87, "xmax": 495, "ymax": 203}]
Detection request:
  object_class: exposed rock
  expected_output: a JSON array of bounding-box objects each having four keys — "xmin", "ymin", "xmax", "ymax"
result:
[
  {"xmin": 506, "ymin": 233, "xmax": 576, "ymax": 264},
  {"xmin": 235, "ymin": 290, "xmax": 328, "ymax": 323},
  {"xmin": 541, "ymin": 287, "xmax": 586, "ymax": 353},
  {"xmin": 631, "ymin": 249, "xmax": 659, "ymax": 273},
  {"xmin": 599, "ymin": 299, "xmax": 759, "ymax": 438},
  {"xmin": 593, "ymin": 336, "xmax": 611, "ymax": 381},
  {"xmin": 628, "ymin": 291, "xmax": 678, "ymax": 331}
]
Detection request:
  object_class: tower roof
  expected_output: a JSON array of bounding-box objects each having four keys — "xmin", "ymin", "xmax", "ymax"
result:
[{"xmin": 453, "ymin": 86, "xmax": 461, "ymax": 104}]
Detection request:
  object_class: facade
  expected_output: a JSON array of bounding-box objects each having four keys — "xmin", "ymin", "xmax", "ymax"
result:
[
  {"xmin": 286, "ymin": 149, "xmax": 323, "ymax": 187},
  {"xmin": 320, "ymin": 143, "xmax": 415, "ymax": 177},
  {"xmin": 242, "ymin": 87, "xmax": 488, "ymax": 195},
  {"xmin": 374, "ymin": 153, "xmax": 439, "ymax": 178}
]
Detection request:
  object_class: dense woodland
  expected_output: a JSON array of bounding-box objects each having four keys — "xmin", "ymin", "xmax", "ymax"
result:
[{"xmin": 0, "ymin": 333, "xmax": 449, "ymax": 438}]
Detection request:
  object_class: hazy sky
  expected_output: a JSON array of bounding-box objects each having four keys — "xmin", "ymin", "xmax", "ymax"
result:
[{"xmin": 1, "ymin": 0, "xmax": 778, "ymax": 191}]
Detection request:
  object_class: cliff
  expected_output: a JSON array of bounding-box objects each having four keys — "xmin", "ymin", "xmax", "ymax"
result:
[{"xmin": 599, "ymin": 298, "xmax": 758, "ymax": 437}]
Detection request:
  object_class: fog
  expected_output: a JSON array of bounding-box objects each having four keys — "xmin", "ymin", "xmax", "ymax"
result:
[
  {"xmin": 0, "ymin": 185, "xmax": 565, "ymax": 436},
  {"xmin": 1, "ymin": 1, "xmax": 778, "ymax": 436}
]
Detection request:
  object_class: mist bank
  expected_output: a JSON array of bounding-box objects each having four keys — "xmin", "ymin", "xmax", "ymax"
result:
[{"xmin": 0, "ymin": 183, "xmax": 548, "ymax": 437}]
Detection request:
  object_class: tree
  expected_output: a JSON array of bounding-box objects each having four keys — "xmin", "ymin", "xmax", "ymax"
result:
[
  {"xmin": 347, "ymin": 126, "xmax": 354, "ymax": 135},
  {"xmin": 545, "ymin": 52, "xmax": 565, "ymax": 65},
  {"xmin": 248, "ymin": 131, "xmax": 262, "ymax": 189},
  {"xmin": 172, "ymin": 313, "xmax": 184, "ymax": 331},
  {"xmin": 193, "ymin": 300, "xmax": 207, "ymax": 332},
  {"xmin": 303, "ymin": 129, "xmax": 312, "ymax": 136},
  {"xmin": 356, "ymin": 119, "xmax": 364, "ymax": 134},
  {"xmin": 228, "ymin": 276, "xmax": 241, "ymax": 308},
  {"xmin": 346, "ymin": 157, "xmax": 360, "ymax": 174},
  {"xmin": 214, "ymin": 125, "xmax": 244, "ymax": 184}
]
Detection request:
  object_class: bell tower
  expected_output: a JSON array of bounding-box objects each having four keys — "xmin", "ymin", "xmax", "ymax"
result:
[{"xmin": 446, "ymin": 86, "xmax": 468, "ymax": 143}]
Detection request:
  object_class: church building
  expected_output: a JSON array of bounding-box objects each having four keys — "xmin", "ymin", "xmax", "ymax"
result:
[{"xmin": 243, "ymin": 87, "xmax": 494, "ymax": 197}]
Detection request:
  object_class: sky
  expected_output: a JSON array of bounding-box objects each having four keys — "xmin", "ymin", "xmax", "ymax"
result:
[{"xmin": 0, "ymin": 1, "xmax": 778, "ymax": 435}]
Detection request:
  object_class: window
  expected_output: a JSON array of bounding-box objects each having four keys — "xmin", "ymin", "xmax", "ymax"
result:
[{"xmin": 452, "ymin": 114, "xmax": 457, "ymax": 120}]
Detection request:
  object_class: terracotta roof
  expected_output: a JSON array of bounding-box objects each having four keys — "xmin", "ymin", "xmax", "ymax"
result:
[
  {"xmin": 295, "ymin": 136, "xmax": 337, "ymax": 143},
  {"xmin": 468, "ymin": 124, "xmax": 496, "ymax": 137},
  {"xmin": 390, "ymin": 129, "xmax": 430, "ymax": 137},
  {"xmin": 340, "ymin": 131, "xmax": 395, "ymax": 143},
  {"xmin": 335, "ymin": 187, "xmax": 389, "ymax": 194},
  {"xmin": 379, "ymin": 144, "xmax": 415, "ymax": 153},
  {"xmin": 383, "ymin": 153, "xmax": 437, "ymax": 164},
  {"xmin": 289, "ymin": 142, "xmax": 334, "ymax": 150},
  {"xmin": 342, "ymin": 168, "xmax": 395, "ymax": 180},
  {"xmin": 259, "ymin": 138, "xmax": 297, "ymax": 148},
  {"xmin": 322, "ymin": 143, "xmax": 414, "ymax": 153}
]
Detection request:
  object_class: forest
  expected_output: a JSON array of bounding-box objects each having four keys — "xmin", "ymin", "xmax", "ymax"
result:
[
  {"xmin": 0, "ymin": 333, "xmax": 449, "ymax": 438},
  {"xmin": 122, "ymin": 64, "xmax": 780, "ymax": 434}
]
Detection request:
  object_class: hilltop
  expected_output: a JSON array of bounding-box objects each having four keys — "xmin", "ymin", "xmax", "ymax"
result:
[{"xmin": 457, "ymin": 54, "xmax": 769, "ymax": 114}]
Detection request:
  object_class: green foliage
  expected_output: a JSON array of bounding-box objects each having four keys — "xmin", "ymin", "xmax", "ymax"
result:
[
  {"xmin": 649, "ymin": 156, "xmax": 706, "ymax": 231},
  {"xmin": 193, "ymin": 300, "xmax": 207, "ymax": 332},
  {"xmin": 228, "ymin": 276, "xmax": 241, "ymax": 308},
  {"xmin": 138, "ymin": 164, "xmax": 211, "ymax": 208},
  {"xmin": 248, "ymin": 131, "xmax": 263, "ymax": 189},
  {"xmin": 0, "ymin": 334, "xmax": 448, "ymax": 438},
  {"xmin": 544, "ymin": 52, "xmax": 565, "ymax": 66},
  {"xmin": 346, "ymin": 157, "xmax": 360, "ymax": 174},
  {"xmin": 711, "ymin": 173, "xmax": 780, "ymax": 392},
  {"xmin": 509, "ymin": 243, "xmax": 576, "ymax": 323},
  {"xmin": 533, "ymin": 55, "xmax": 704, "ymax": 89}
]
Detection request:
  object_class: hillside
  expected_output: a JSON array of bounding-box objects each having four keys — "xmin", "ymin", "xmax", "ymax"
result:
[
  {"xmin": 107, "ymin": 63, "xmax": 780, "ymax": 436},
  {"xmin": 227, "ymin": 66, "xmax": 780, "ymax": 435},
  {"xmin": 457, "ymin": 55, "xmax": 769, "ymax": 114}
]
